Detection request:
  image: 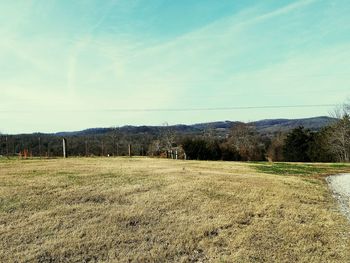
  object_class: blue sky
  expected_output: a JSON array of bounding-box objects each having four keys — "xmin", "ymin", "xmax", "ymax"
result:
[{"xmin": 1, "ymin": 0, "xmax": 350, "ymax": 133}]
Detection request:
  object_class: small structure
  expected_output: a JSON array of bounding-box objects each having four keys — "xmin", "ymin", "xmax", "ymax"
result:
[{"xmin": 167, "ymin": 146, "xmax": 186, "ymax": 160}]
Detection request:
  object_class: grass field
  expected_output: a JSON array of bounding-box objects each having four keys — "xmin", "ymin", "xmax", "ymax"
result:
[{"xmin": 1, "ymin": 158, "xmax": 350, "ymax": 262}]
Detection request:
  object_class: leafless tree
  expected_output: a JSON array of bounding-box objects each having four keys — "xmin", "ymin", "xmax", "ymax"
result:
[
  {"xmin": 160, "ymin": 122, "xmax": 176, "ymax": 153},
  {"xmin": 227, "ymin": 123, "xmax": 263, "ymax": 161},
  {"xmin": 328, "ymin": 100, "xmax": 350, "ymax": 162},
  {"xmin": 203, "ymin": 124, "xmax": 216, "ymax": 140},
  {"xmin": 149, "ymin": 139, "xmax": 162, "ymax": 156},
  {"xmin": 267, "ymin": 132, "xmax": 285, "ymax": 162},
  {"xmin": 110, "ymin": 126, "xmax": 121, "ymax": 156}
]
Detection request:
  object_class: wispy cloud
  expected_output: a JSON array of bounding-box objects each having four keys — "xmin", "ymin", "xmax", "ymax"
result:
[{"xmin": 1, "ymin": 0, "xmax": 350, "ymax": 133}]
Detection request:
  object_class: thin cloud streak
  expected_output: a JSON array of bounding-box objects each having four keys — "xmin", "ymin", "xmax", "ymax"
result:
[{"xmin": 1, "ymin": 0, "xmax": 350, "ymax": 133}]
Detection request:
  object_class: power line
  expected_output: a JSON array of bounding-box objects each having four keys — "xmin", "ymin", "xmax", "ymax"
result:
[
  {"xmin": 102, "ymin": 104, "xmax": 338, "ymax": 112},
  {"xmin": 0, "ymin": 104, "xmax": 338, "ymax": 113}
]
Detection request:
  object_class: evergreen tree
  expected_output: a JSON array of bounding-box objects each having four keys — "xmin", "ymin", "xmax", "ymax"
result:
[{"xmin": 283, "ymin": 126, "xmax": 312, "ymax": 162}]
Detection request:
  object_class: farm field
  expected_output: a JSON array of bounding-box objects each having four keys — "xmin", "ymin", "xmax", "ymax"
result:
[{"xmin": 1, "ymin": 158, "xmax": 350, "ymax": 262}]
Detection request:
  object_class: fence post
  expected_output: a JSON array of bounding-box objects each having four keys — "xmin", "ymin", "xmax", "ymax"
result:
[
  {"xmin": 38, "ymin": 137, "xmax": 41, "ymax": 158},
  {"xmin": 85, "ymin": 140, "xmax": 88, "ymax": 157},
  {"xmin": 62, "ymin": 138, "xmax": 67, "ymax": 158},
  {"xmin": 5, "ymin": 135, "xmax": 9, "ymax": 157}
]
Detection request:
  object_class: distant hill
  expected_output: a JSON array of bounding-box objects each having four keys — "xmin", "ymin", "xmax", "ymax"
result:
[
  {"xmin": 56, "ymin": 116, "xmax": 336, "ymax": 137},
  {"xmin": 252, "ymin": 116, "xmax": 337, "ymax": 134}
]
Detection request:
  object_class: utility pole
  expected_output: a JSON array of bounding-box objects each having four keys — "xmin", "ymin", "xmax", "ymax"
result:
[
  {"xmin": 113, "ymin": 137, "xmax": 116, "ymax": 156},
  {"xmin": 38, "ymin": 137, "xmax": 41, "ymax": 158},
  {"xmin": 85, "ymin": 140, "xmax": 88, "ymax": 157},
  {"xmin": 112, "ymin": 126, "xmax": 119, "ymax": 157},
  {"xmin": 47, "ymin": 142, "xmax": 50, "ymax": 158},
  {"xmin": 128, "ymin": 144, "xmax": 132, "ymax": 157},
  {"xmin": 113, "ymin": 128, "xmax": 116, "ymax": 156},
  {"xmin": 62, "ymin": 138, "xmax": 67, "ymax": 158},
  {"xmin": 5, "ymin": 135, "xmax": 9, "ymax": 157}
]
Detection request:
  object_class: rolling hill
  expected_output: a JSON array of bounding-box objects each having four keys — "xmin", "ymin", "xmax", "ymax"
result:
[{"xmin": 56, "ymin": 116, "xmax": 336, "ymax": 137}]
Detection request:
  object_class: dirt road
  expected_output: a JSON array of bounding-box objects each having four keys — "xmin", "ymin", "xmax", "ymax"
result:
[{"xmin": 327, "ymin": 174, "xmax": 350, "ymax": 221}]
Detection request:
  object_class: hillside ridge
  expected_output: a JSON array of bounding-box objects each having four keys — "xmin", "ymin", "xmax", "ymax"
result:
[{"xmin": 55, "ymin": 116, "xmax": 336, "ymax": 136}]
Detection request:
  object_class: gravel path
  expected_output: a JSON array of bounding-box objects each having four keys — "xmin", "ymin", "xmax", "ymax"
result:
[{"xmin": 327, "ymin": 174, "xmax": 350, "ymax": 221}]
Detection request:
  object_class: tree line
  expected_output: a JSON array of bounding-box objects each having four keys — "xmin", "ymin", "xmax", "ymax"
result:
[
  {"xmin": 1, "ymin": 103, "xmax": 349, "ymax": 162},
  {"xmin": 181, "ymin": 102, "xmax": 350, "ymax": 163}
]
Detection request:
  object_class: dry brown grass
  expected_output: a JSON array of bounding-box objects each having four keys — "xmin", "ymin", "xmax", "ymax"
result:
[{"xmin": 0, "ymin": 157, "xmax": 350, "ymax": 262}]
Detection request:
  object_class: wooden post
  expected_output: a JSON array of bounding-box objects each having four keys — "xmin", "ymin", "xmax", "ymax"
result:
[
  {"xmin": 38, "ymin": 137, "xmax": 41, "ymax": 158},
  {"xmin": 128, "ymin": 144, "xmax": 132, "ymax": 157},
  {"xmin": 47, "ymin": 142, "xmax": 50, "ymax": 158},
  {"xmin": 5, "ymin": 135, "xmax": 9, "ymax": 157},
  {"xmin": 62, "ymin": 138, "xmax": 67, "ymax": 158},
  {"xmin": 112, "ymin": 126, "xmax": 119, "ymax": 157},
  {"xmin": 85, "ymin": 140, "xmax": 88, "ymax": 157}
]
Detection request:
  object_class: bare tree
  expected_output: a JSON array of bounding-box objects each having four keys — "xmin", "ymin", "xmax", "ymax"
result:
[
  {"xmin": 110, "ymin": 126, "xmax": 121, "ymax": 156},
  {"xmin": 160, "ymin": 122, "xmax": 176, "ymax": 153},
  {"xmin": 149, "ymin": 139, "xmax": 162, "ymax": 156},
  {"xmin": 227, "ymin": 123, "xmax": 263, "ymax": 161},
  {"xmin": 267, "ymin": 132, "xmax": 285, "ymax": 162},
  {"xmin": 328, "ymin": 100, "xmax": 350, "ymax": 162},
  {"xmin": 203, "ymin": 124, "xmax": 216, "ymax": 140}
]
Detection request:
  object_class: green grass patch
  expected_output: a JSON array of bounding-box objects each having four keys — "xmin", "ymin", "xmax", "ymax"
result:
[
  {"xmin": 330, "ymin": 163, "xmax": 350, "ymax": 168},
  {"xmin": 253, "ymin": 162, "xmax": 327, "ymax": 176}
]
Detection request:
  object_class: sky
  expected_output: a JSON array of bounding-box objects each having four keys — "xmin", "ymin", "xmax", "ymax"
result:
[{"xmin": 1, "ymin": 0, "xmax": 350, "ymax": 134}]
